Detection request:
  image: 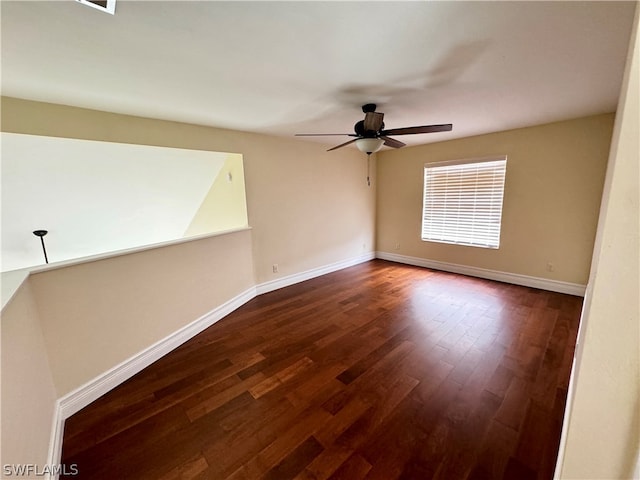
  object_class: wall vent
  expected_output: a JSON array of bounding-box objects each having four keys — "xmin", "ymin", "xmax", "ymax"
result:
[{"xmin": 75, "ymin": 0, "xmax": 116, "ymax": 15}]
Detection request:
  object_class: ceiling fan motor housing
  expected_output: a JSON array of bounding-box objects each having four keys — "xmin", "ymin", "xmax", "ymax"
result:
[
  {"xmin": 357, "ymin": 104, "xmax": 383, "ymax": 137},
  {"xmin": 354, "ymin": 120, "xmax": 384, "ymax": 137}
]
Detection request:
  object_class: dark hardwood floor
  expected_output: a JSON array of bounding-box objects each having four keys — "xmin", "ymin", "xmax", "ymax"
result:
[{"xmin": 60, "ymin": 260, "xmax": 582, "ymax": 479}]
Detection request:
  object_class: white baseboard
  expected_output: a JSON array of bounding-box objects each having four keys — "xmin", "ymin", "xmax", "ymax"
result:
[
  {"xmin": 46, "ymin": 252, "xmax": 376, "ymax": 472},
  {"xmin": 256, "ymin": 252, "xmax": 375, "ymax": 295},
  {"xmin": 376, "ymin": 251, "xmax": 586, "ymax": 296},
  {"xmin": 57, "ymin": 286, "xmax": 257, "ymax": 419},
  {"xmin": 46, "ymin": 285, "xmax": 257, "ymax": 475},
  {"xmin": 46, "ymin": 400, "xmax": 65, "ymax": 480}
]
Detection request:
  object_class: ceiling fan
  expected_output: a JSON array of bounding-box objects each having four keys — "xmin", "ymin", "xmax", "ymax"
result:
[{"xmin": 295, "ymin": 103, "xmax": 452, "ymax": 153}]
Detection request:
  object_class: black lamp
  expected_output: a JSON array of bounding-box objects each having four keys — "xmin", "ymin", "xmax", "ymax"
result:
[{"xmin": 33, "ymin": 230, "xmax": 49, "ymax": 264}]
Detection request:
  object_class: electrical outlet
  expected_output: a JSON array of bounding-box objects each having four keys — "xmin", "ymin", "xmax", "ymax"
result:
[
  {"xmin": 394, "ymin": 242, "xmax": 400, "ymax": 250},
  {"xmin": 546, "ymin": 262, "xmax": 555, "ymax": 272},
  {"xmin": 272, "ymin": 264, "xmax": 278, "ymax": 273}
]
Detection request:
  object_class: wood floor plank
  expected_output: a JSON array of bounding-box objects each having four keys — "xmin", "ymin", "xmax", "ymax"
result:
[
  {"xmin": 61, "ymin": 260, "xmax": 582, "ymax": 480},
  {"xmin": 466, "ymin": 420, "xmax": 519, "ymax": 480},
  {"xmin": 62, "ymin": 404, "xmax": 194, "ymax": 479},
  {"xmin": 202, "ymin": 397, "xmax": 296, "ymax": 478},
  {"xmin": 248, "ymin": 356, "xmax": 315, "ymax": 399},
  {"xmin": 494, "ymin": 376, "xmax": 531, "ymax": 430},
  {"xmin": 184, "ymin": 371, "xmax": 266, "ymax": 421},
  {"xmin": 326, "ymin": 453, "xmax": 371, "ymax": 480},
  {"xmin": 262, "ymin": 436, "xmax": 324, "ymax": 480},
  {"xmin": 156, "ymin": 454, "xmax": 209, "ymax": 480},
  {"xmin": 295, "ymin": 445, "xmax": 354, "ymax": 480},
  {"xmin": 315, "ymin": 396, "xmax": 372, "ymax": 447},
  {"xmin": 224, "ymin": 408, "xmax": 332, "ymax": 479},
  {"xmin": 513, "ymin": 400, "xmax": 553, "ymax": 472}
]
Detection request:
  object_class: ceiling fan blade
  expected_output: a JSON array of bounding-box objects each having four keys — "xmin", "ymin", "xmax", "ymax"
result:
[
  {"xmin": 381, "ymin": 136, "xmax": 406, "ymax": 149},
  {"xmin": 381, "ymin": 124, "xmax": 453, "ymax": 136},
  {"xmin": 363, "ymin": 112, "xmax": 384, "ymax": 132},
  {"xmin": 295, "ymin": 133, "xmax": 353, "ymax": 136},
  {"xmin": 327, "ymin": 138, "xmax": 357, "ymax": 151}
]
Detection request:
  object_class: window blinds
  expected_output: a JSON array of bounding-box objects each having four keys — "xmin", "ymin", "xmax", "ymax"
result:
[{"xmin": 422, "ymin": 157, "xmax": 507, "ymax": 249}]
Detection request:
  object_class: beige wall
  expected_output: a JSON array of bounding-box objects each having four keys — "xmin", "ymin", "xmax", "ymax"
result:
[
  {"xmin": 1, "ymin": 279, "xmax": 57, "ymax": 468},
  {"xmin": 29, "ymin": 229, "xmax": 255, "ymax": 397},
  {"xmin": 376, "ymin": 114, "xmax": 614, "ymax": 285},
  {"xmin": 559, "ymin": 5, "xmax": 639, "ymax": 478},
  {"xmin": 1, "ymin": 97, "xmax": 377, "ymax": 284}
]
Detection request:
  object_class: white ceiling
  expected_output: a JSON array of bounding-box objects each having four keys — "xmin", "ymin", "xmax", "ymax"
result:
[{"xmin": 1, "ymin": 1, "xmax": 636, "ymax": 149}]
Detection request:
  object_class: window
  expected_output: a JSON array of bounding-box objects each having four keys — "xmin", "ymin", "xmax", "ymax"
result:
[{"xmin": 422, "ymin": 156, "xmax": 507, "ymax": 249}]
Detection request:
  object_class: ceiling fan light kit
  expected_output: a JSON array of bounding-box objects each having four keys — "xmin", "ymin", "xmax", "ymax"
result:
[
  {"xmin": 355, "ymin": 138, "xmax": 384, "ymax": 154},
  {"xmin": 295, "ymin": 104, "xmax": 452, "ymax": 154}
]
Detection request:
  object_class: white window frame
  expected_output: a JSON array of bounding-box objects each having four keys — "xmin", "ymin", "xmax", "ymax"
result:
[{"xmin": 421, "ymin": 156, "xmax": 507, "ymax": 249}]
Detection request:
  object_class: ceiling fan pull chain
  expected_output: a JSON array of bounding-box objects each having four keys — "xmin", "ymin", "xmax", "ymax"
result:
[{"xmin": 367, "ymin": 153, "xmax": 371, "ymax": 187}]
